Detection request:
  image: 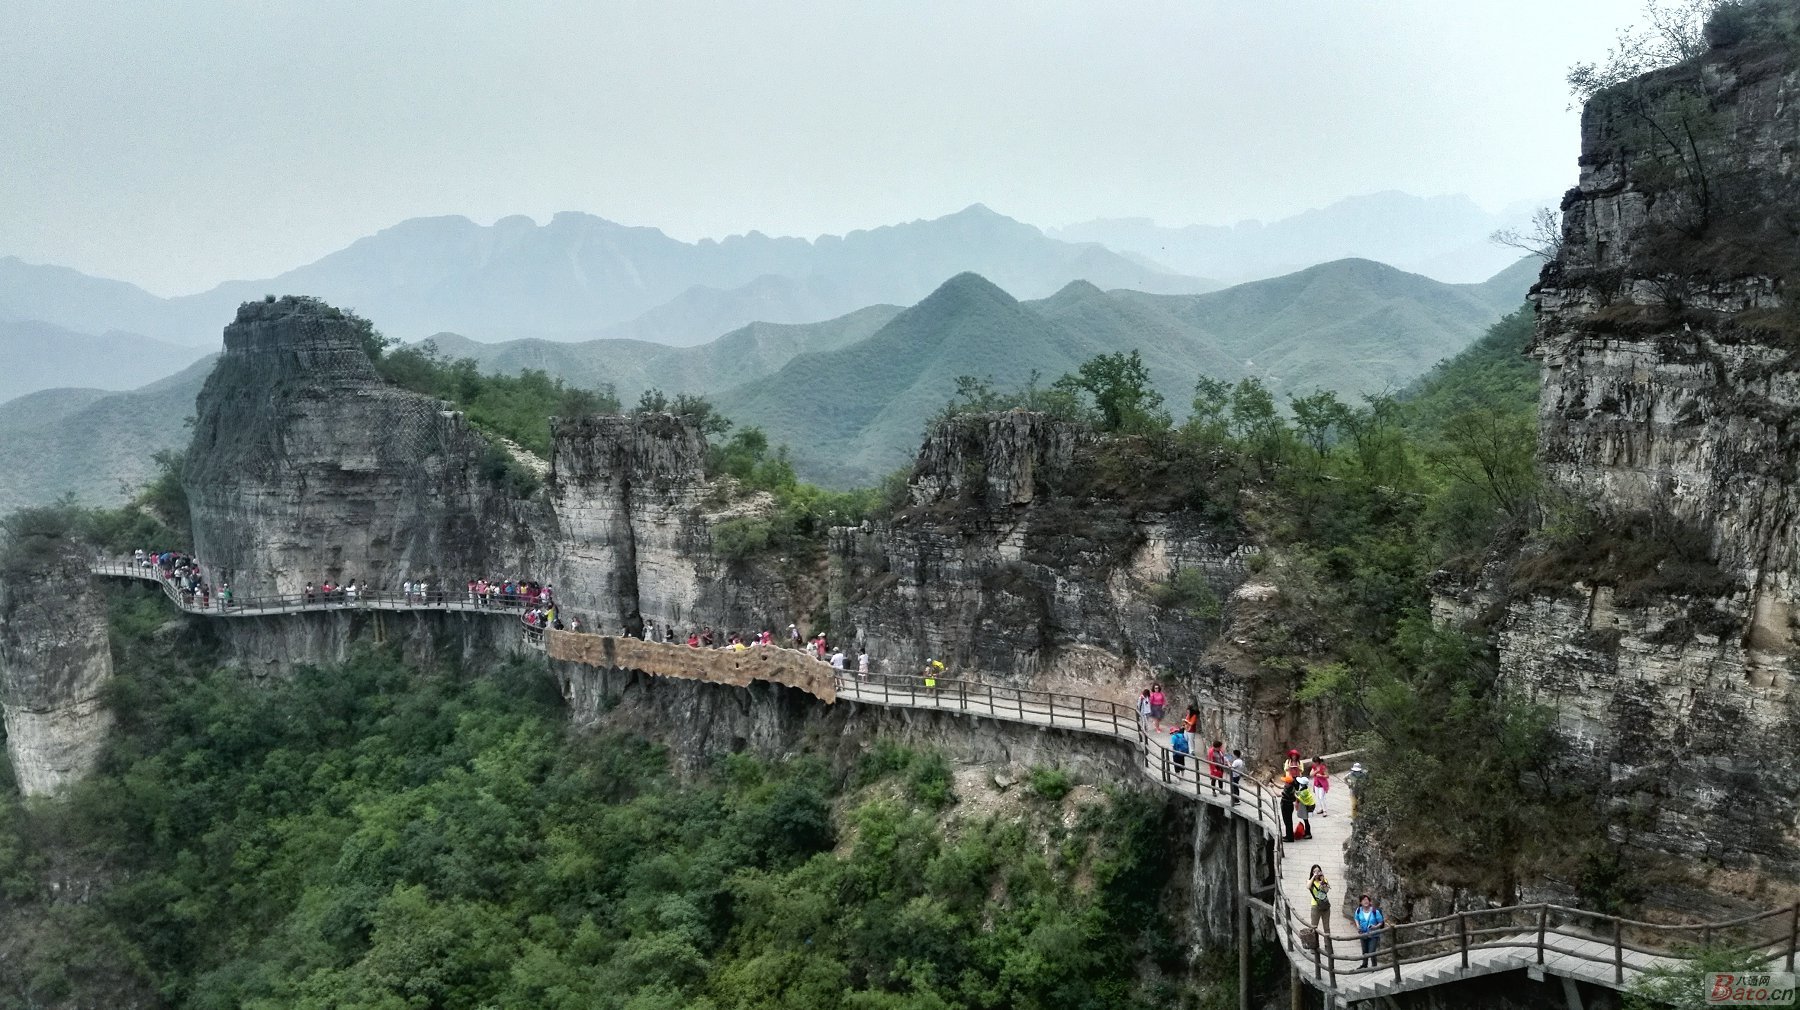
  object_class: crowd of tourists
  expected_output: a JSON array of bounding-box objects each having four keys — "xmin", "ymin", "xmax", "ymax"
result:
[
  {"xmin": 1135, "ymin": 678, "xmax": 1385, "ymax": 964},
  {"xmin": 134, "ymin": 549, "xmax": 234, "ymax": 610}
]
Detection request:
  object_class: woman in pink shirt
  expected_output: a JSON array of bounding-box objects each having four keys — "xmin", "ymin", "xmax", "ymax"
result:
[
  {"xmin": 1310, "ymin": 755, "xmax": 1331, "ymax": 816},
  {"xmin": 1148, "ymin": 683, "xmax": 1167, "ymax": 732}
]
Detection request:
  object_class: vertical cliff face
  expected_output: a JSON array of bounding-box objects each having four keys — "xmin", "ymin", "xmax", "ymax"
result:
[
  {"xmin": 1494, "ymin": 37, "xmax": 1800, "ymax": 906},
  {"xmin": 547, "ymin": 414, "xmax": 800, "ymax": 635},
  {"xmin": 0, "ymin": 543, "xmax": 114, "ymax": 796},
  {"xmin": 830, "ymin": 411, "xmax": 1263, "ymax": 737},
  {"xmin": 183, "ymin": 297, "xmax": 544, "ymax": 596}
]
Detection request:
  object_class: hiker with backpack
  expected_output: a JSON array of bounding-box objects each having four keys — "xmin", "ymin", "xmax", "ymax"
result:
[
  {"xmin": 1169, "ymin": 725, "xmax": 1190, "ymax": 775},
  {"xmin": 1354, "ymin": 893, "xmax": 1386, "ymax": 968}
]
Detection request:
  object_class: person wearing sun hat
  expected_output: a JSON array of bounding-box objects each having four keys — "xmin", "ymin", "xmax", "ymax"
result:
[
  {"xmin": 1347, "ymin": 761, "xmax": 1369, "ymax": 817},
  {"xmin": 1170, "ymin": 723, "xmax": 1191, "ymax": 774}
]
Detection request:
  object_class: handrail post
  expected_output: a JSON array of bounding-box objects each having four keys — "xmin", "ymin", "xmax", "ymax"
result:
[
  {"xmin": 1536, "ymin": 903, "xmax": 1548, "ymax": 965},
  {"xmin": 1787, "ymin": 901, "xmax": 1798, "ymax": 972},
  {"xmin": 1613, "ymin": 918, "xmax": 1624, "ymax": 984},
  {"xmin": 1161, "ymin": 745, "xmax": 1170, "ymax": 784},
  {"xmin": 1079, "ymin": 694, "xmax": 1087, "ymax": 730},
  {"xmin": 1458, "ymin": 911, "xmax": 1469, "ymax": 970},
  {"xmin": 1391, "ymin": 922, "xmax": 1401, "ymax": 984},
  {"xmin": 1324, "ymin": 928, "xmax": 1336, "ymax": 988}
]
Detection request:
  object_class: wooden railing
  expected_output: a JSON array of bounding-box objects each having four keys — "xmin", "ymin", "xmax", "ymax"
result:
[{"xmin": 92, "ymin": 562, "xmax": 1800, "ymax": 996}]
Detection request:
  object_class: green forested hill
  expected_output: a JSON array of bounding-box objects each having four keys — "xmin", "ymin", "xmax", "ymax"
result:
[
  {"xmin": 1400, "ymin": 306, "xmax": 1539, "ymax": 430},
  {"xmin": 0, "ymin": 590, "xmax": 1203, "ymax": 1008},
  {"xmin": 0, "ymin": 356, "xmax": 212, "ymax": 512},
  {"xmin": 420, "ymin": 303, "xmax": 902, "ymax": 401},
  {"xmin": 716, "ymin": 259, "xmax": 1530, "ymax": 485}
]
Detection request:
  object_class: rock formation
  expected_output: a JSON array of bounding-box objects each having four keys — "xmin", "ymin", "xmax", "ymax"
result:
[
  {"xmin": 1469, "ymin": 31, "xmax": 1800, "ymax": 910},
  {"xmin": 832, "ymin": 410, "xmax": 1265, "ymax": 741},
  {"xmin": 0, "ymin": 541, "xmax": 114, "ymax": 796},
  {"xmin": 548, "ymin": 413, "xmax": 711, "ymax": 635},
  {"xmin": 183, "ymin": 296, "xmax": 546, "ymax": 597}
]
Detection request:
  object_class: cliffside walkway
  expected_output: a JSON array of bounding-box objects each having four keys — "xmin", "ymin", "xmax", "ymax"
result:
[
  {"xmin": 90, "ymin": 561, "xmax": 541, "ymax": 618},
  {"xmin": 91, "ymin": 559, "xmax": 1800, "ymax": 1008}
]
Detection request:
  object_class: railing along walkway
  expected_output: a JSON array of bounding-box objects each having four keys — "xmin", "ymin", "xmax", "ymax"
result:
[
  {"xmin": 91, "ymin": 561, "xmax": 1800, "ymax": 1002},
  {"xmin": 91, "ymin": 561, "xmax": 542, "ymax": 618}
]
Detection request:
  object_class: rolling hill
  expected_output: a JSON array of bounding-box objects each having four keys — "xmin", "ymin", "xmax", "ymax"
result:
[
  {"xmin": 0, "ymin": 357, "xmax": 213, "ymax": 513},
  {"xmin": 419, "ymin": 304, "xmax": 903, "ymax": 401},
  {"xmin": 713, "ymin": 259, "xmax": 1535, "ymax": 485}
]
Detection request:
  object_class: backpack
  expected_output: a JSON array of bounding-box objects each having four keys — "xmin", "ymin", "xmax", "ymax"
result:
[{"xmin": 1293, "ymin": 821, "xmax": 1309, "ymax": 840}]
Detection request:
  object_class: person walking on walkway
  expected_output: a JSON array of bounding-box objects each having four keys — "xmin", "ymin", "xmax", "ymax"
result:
[
  {"xmin": 1148, "ymin": 683, "xmax": 1166, "ymax": 732},
  {"xmin": 1295, "ymin": 777, "xmax": 1317, "ymax": 838},
  {"xmin": 1354, "ymin": 893, "xmax": 1385, "ymax": 968},
  {"xmin": 1228, "ymin": 749, "xmax": 1245, "ymax": 805},
  {"xmin": 1137, "ymin": 689, "xmax": 1153, "ymax": 730},
  {"xmin": 1183, "ymin": 704, "xmax": 1199, "ymax": 739},
  {"xmin": 1347, "ymin": 762, "xmax": 1368, "ymax": 818},
  {"xmin": 1284, "ymin": 748, "xmax": 1304, "ymax": 780},
  {"xmin": 1280, "ymin": 775, "xmax": 1299, "ymax": 841},
  {"xmin": 1310, "ymin": 755, "xmax": 1330, "ymax": 816},
  {"xmin": 1308, "ymin": 865, "xmax": 1332, "ymax": 933},
  {"xmin": 1206, "ymin": 740, "xmax": 1226, "ymax": 794},
  {"xmin": 857, "ymin": 650, "xmax": 869, "ymax": 679},
  {"xmin": 1169, "ymin": 726, "xmax": 1190, "ymax": 775}
]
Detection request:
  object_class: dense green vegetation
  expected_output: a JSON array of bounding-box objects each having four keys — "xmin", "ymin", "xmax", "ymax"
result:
[
  {"xmin": 374, "ymin": 343, "xmax": 623, "ymax": 458},
  {"xmin": 0, "ymin": 591, "xmax": 1210, "ymax": 1009}
]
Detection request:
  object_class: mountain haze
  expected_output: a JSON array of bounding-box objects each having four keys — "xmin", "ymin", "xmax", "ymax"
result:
[
  {"xmin": 715, "ymin": 258, "xmax": 1531, "ymax": 485},
  {"xmin": 0, "ymin": 356, "xmax": 214, "ymax": 512},
  {"xmin": 0, "ymin": 206, "xmax": 1211, "ymax": 349},
  {"xmin": 0, "ymin": 319, "xmax": 207, "ymax": 404},
  {"xmin": 1053, "ymin": 192, "xmax": 1538, "ymax": 286}
]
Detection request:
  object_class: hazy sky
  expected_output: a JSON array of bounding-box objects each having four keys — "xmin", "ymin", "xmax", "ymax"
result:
[{"xmin": 2, "ymin": 0, "xmax": 1645, "ymax": 296}]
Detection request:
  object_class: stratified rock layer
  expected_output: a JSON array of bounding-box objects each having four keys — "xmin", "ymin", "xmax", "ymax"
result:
[
  {"xmin": 183, "ymin": 297, "xmax": 544, "ymax": 596},
  {"xmin": 832, "ymin": 410, "xmax": 1267, "ymax": 746},
  {"xmin": 0, "ymin": 543, "xmax": 113, "ymax": 796},
  {"xmin": 1491, "ymin": 40, "xmax": 1800, "ymax": 906}
]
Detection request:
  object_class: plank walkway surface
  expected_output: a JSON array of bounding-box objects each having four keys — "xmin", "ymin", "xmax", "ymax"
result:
[{"xmin": 91, "ymin": 559, "xmax": 1800, "ymax": 1006}]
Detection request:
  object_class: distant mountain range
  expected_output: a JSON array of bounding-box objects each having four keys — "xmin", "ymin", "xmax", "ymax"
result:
[
  {"xmin": 1052, "ymin": 191, "xmax": 1539, "ymax": 286},
  {"xmin": 712, "ymin": 257, "xmax": 1537, "ymax": 485},
  {"xmin": 0, "ymin": 256, "xmax": 1536, "ymax": 508},
  {"xmin": 0, "ymin": 320, "xmax": 207, "ymax": 404},
  {"xmin": 0, "ymin": 205, "xmax": 1212, "ymax": 350}
]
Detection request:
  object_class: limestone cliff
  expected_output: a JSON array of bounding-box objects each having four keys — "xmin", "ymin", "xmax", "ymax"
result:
[
  {"xmin": 183, "ymin": 297, "xmax": 548, "ymax": 596},
  {"xmin": 1468, "ymin": 31, "xmax": 1800, "ymax": 910},
  {"xmin": 0, "ymin": 542, "xmax": 113, "ymax": 796},
  {"xmin": 547, "ymin": 414, "xmax": 798, "ymax": 636},
  {"xmin": 830, "ymin": 410, "xmax": 1267, "ymax": 744}
]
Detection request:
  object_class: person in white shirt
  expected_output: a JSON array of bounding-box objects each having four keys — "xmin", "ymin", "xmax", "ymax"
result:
[
  {"xmin": 857, "ymin": 651, "xmax": 870, "ymax": 678},
  {"xmin": 830, "ymin": 650, "xmax": 846, "ymax": 672}
]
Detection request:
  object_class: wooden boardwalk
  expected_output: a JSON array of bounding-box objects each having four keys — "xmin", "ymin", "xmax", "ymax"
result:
[{"xmin": 91, "ymin": 560, "xmax": 1800, "ymax": 1007}]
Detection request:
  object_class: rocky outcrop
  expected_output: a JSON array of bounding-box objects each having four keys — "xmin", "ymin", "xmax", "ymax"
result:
[
  {"xmin": 183, "ymin": 297, "xmax": 547, "ymax": 597},
  {"xmin": 830, "ymin": 411, "xmax": 1266, "ymax": 748},
  {"xmin": 1470, "ymin": 35, "xmax": 1800, "ymax": 908},
  {"xmin": 0, "ymin": 543, "xmax": 114, "ymax": 796}
]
